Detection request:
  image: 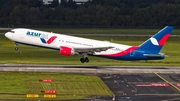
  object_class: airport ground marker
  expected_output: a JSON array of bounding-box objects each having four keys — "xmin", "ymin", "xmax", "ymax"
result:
[{"xmin": 26, "ymin": 94, "xmax": 39, "ymax": 98}]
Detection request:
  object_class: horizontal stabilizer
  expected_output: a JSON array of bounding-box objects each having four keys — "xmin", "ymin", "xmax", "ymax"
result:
[{"xmin": 143, "ymin": 54, "xmax": 165, "ymax": 59}]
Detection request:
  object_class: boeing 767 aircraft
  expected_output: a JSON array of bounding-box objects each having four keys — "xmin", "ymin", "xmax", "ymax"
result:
[{"xmin": 5, "ymin": 26, "xmax": 173, "ymax": 63}]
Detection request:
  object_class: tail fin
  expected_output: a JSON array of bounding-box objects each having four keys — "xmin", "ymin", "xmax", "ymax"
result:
[{"xmin": 139, "ymin": 26, "xmax": 174, "ymax": 54}]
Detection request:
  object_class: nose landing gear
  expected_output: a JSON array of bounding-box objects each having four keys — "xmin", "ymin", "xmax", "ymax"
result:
[{"xmin": 15, "ymin": 42, "xmax": 18, "ymax": 51}]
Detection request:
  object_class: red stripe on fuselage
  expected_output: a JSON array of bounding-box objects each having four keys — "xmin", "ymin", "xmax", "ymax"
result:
[
  {"xmin": 102, "ymin": 46, "xmax": 139, "ymax": 57},
  {"xmin": 158, "ymin": 34, "xmax": 170, "ymax": 46}
]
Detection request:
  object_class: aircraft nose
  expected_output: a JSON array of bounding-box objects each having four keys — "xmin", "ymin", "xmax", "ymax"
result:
[
  {"xmin": 5, "ymin": 32, "xmax": 8, "ymax": 37},
  {"xmin": 5, "ymin": 32, "xmax": 11, "ymax": 39},
  {"xmin": 5, "ymin": 32, "xmax": 9, "ymax": 38}
]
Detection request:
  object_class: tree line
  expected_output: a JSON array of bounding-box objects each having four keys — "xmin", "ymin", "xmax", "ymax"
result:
[{"xmin": 0, "ymin": 0, "xmax": 180, "ymax": 28}]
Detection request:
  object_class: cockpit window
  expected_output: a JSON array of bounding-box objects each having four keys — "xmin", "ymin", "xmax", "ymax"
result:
[{"xmin": 10, "ymin": 30, "xmax": 15, "ymax": 33}]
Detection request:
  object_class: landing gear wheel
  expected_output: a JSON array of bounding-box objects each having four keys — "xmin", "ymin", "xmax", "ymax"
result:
[
  {"xmin": 80, "ymin": 58, "xmax": 85, "ymax": 63},
  {"xmin": 85, "ymin": 57, "xmax": 89, "ymax": 63},
  {"xmin": 15, "ymin": 47, "xmax": 18, "ymax": 51},
  {"xmin": 80, "ymin": 53, "xmax": 89, "ymax": 63},
  {"xmin": 80, "ymin": 57, "xmax": 89, "ymax": 63}
]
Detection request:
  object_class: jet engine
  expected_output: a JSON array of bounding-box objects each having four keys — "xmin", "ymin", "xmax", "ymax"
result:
[{"xmin": 59, "ymin": 46, "xmax": 75, "ymax": 56}]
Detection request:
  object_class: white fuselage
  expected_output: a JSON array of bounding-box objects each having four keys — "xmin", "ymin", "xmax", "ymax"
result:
[{"xmin": 6, "ymin": 28, "xmax": 131, "ymax": 55}]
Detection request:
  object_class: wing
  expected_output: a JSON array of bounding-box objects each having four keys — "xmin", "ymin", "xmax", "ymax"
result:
[{"xmin": 74, "ymin": 46, "xmax": 114, "ymax": 54}]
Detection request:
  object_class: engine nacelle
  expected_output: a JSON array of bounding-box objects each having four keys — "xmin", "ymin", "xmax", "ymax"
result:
[{"xmin": 59, "ymin": 46, "xmax": 75, "ymax": 56}]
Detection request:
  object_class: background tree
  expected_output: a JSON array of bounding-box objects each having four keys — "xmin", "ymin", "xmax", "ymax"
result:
[{"xmin": 0, "ymin": 0, "xmax": 180, "ymax": 28}]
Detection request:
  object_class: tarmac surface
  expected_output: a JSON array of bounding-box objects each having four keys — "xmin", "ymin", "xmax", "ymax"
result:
[
  {"xmin": 0, "ymin": 64, "xmax": 180, "ymax": 101},
  {"xmin": 1, "ymin": 64, "xmax": 180, "ymax": 74}
]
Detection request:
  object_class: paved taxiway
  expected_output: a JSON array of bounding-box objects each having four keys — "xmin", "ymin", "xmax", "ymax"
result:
[
  {"xmin": 1, "ymin": 64, "xmax": 180, "ymax": 101},
  {"xmin": 1, "ymin": 64, "xmax": 180, "ymax": 74}
]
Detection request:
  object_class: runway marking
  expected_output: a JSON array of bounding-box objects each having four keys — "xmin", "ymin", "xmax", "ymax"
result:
[{"xmin": 154, "ymin": 72, "xmax": 180, "ymax": 92}]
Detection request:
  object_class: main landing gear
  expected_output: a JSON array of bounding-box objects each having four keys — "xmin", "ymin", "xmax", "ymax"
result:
[
  {"xmin": 15, "ymin": 42, "xmax": 18, "ymax": 51},
  {"xmin": 80, "ymin": 53, "xmax": 89, "ymax": 63}
]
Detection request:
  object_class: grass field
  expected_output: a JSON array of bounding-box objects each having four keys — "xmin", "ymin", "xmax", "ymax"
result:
[
  {"xmin": 1, "ymin": 27, "xmax": 180, "ymax": 34},
  {"xmin": 0, "ymin": 72, "xmax": 113, "ymax": 100},
  {"xmin": 38, "ymin": 28, "xmax": 180, "ymax": 34},
  {"xmin": 0, "ymin": 34, "xmax": 180, "ymax": 66}
]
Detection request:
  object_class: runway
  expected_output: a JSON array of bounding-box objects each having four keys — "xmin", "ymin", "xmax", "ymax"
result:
[
  {"xmin": 1, "ymin": 64, "xmax": 180, "ymax": 101},
  {"xmin": 0, "ymin": 64, "xmax": 180, "ymax": 74}
]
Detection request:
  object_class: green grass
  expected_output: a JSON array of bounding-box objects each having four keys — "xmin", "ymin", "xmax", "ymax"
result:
[
  {"xmin": 0, "ymin": 30, "xmax": 8, "ymax": 33},
  {"xmin": 2, "ymin": 27, "xmax": 180, "ymax": 34},
  {"xmin": 0, "ymin": 72, "xmax": 113, "ymax": 100},
  {"xmin": 0, "ymin": 34, "xmax": 180, "ymax": 66},
  {"xmin": 35, "ymin": 28, "xmax": 180, "ymax": 34}
]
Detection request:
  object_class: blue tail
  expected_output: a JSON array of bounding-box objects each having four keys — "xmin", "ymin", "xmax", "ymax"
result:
[{"xmin": 139, "ymin": 26, "xmax": 174, "ymax": 54}]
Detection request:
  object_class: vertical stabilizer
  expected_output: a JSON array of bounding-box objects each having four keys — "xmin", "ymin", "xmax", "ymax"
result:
[{"xmin": 139, "ymin": 26, "xmax": 174, "ymax": 53}]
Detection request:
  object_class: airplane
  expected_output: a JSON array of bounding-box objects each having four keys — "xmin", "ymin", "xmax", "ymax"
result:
[{"xmin": 5, "ymin": 26, "xmax": 173, "ymax": 63}]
